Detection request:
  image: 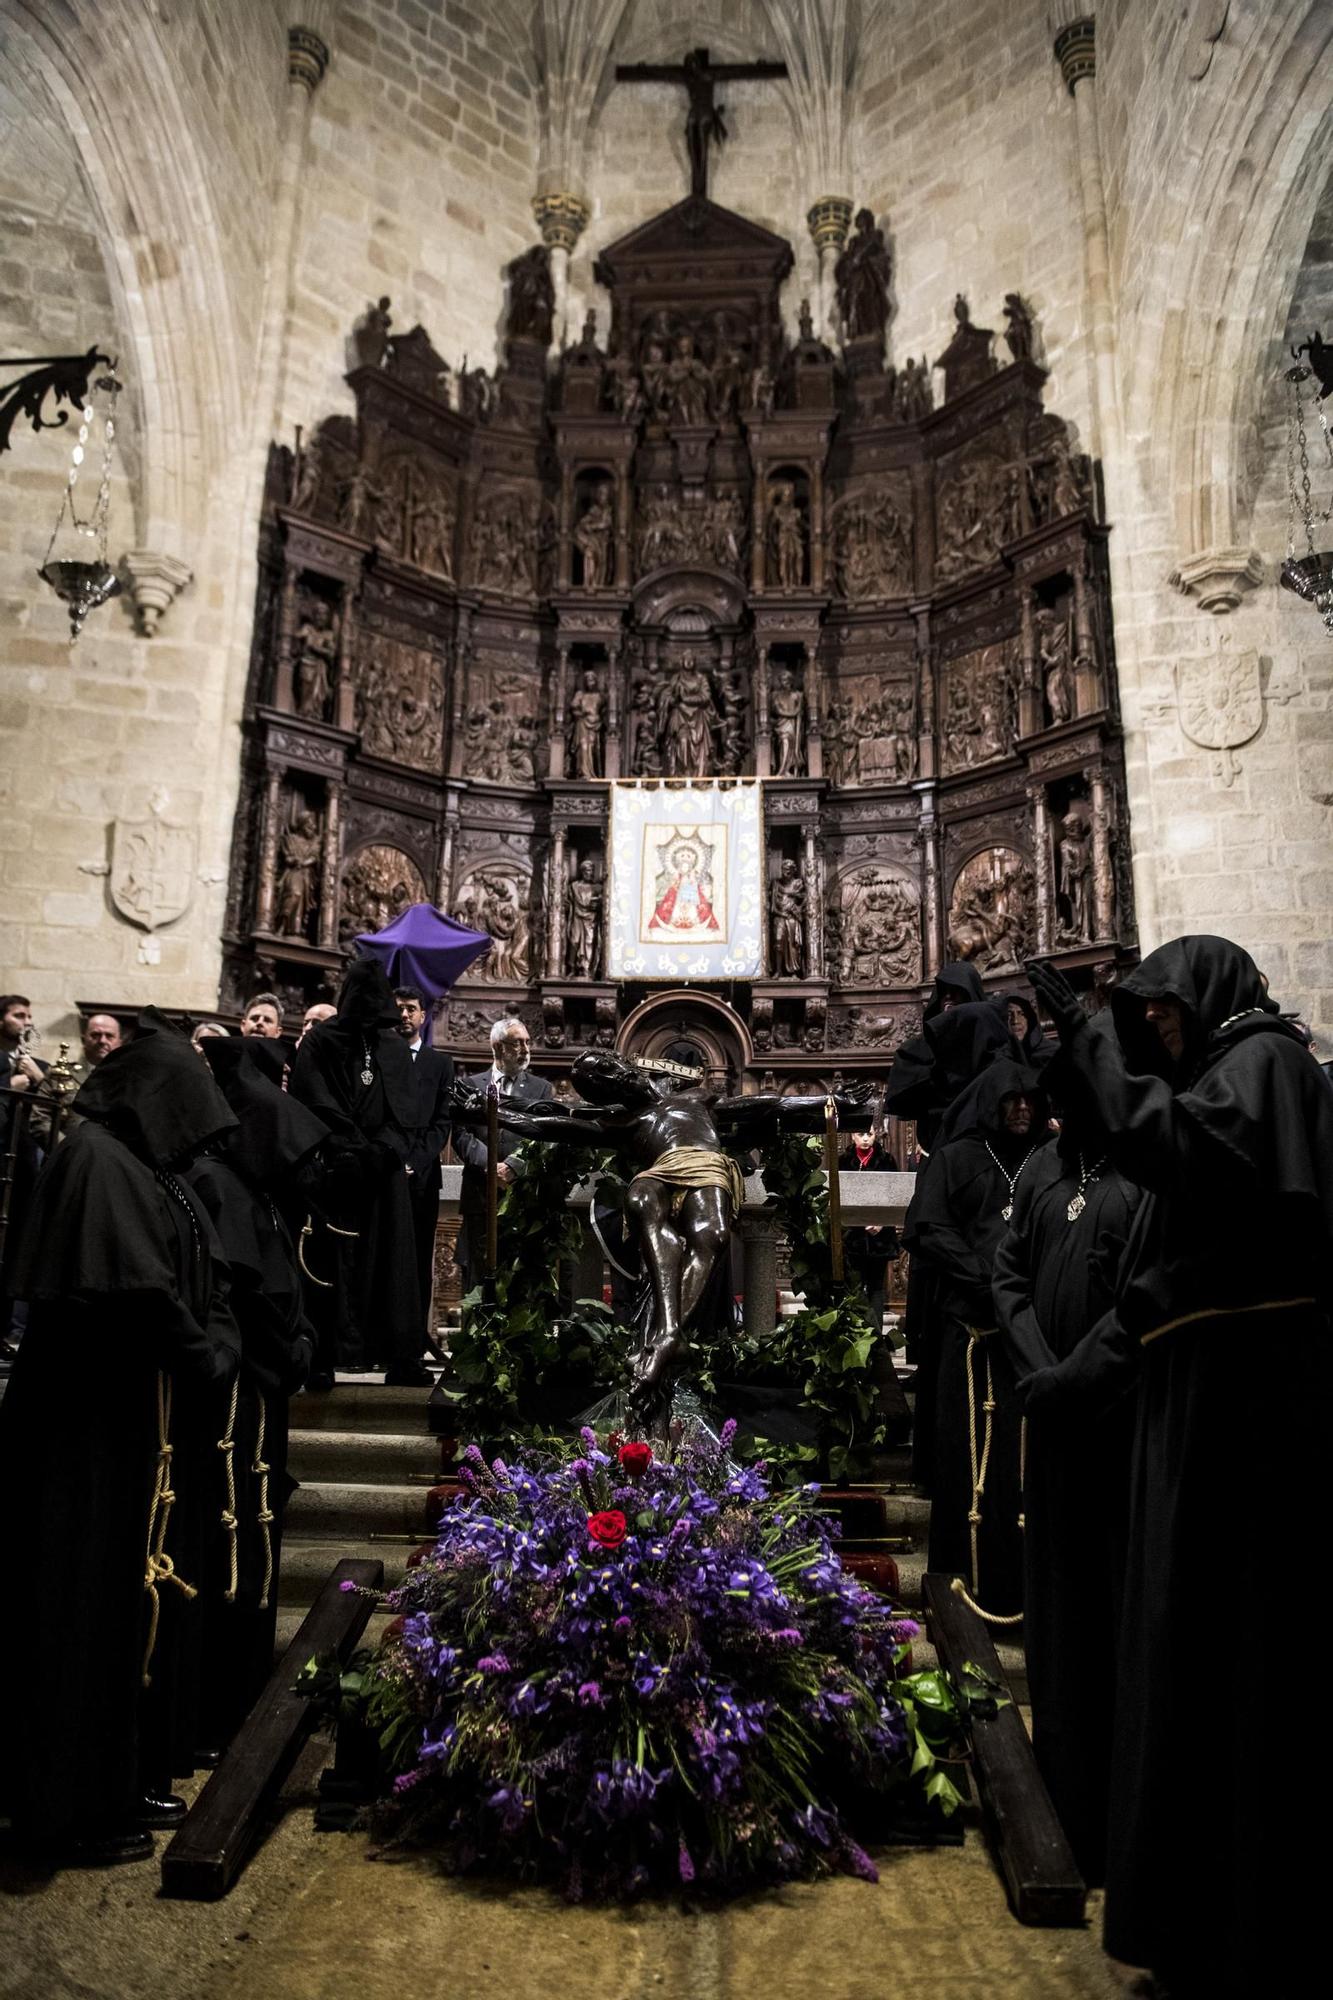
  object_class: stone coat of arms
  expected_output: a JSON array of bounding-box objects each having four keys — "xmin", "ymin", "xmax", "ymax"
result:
[
  {"xmin": 1174, "ymin": 645, "xmax": 1263, "ymax": 785},
  {"xmin": 109, "ymin": 816, "xmax": 197, "ymax": 931}
]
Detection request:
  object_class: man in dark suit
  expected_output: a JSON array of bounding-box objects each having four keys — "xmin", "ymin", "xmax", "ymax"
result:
[
  {"xmin": 450, "ymin": 1015, "xmax": 552, "ymax": 1296},
  {"xmin": 394, "ymin": 986, "xmax": 455, "ymax": 1355}
]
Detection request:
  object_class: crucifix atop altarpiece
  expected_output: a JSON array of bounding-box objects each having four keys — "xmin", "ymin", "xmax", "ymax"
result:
[{"xmin": 613, "ymin": 46, "xmax": 788, "ymax": 199}]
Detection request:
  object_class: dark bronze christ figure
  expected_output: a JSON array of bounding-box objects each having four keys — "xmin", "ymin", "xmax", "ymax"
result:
[
  {"xmin": 614, "ymin": 47, "xmax": 788, "ymax": 200},
  {"xmin": 455, "ymin": 1049, "xmax": 870, "ymax": 1434}
]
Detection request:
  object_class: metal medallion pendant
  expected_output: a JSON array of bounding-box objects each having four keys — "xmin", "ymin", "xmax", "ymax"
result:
[
  {"xmin": 360, "ymin": 1066, "xmax": 374, "ymax": 1086},
  {"xmin": 1002, "ymin": 1202, "xmax": 1013, "ymax": 1223},
  {"xmin": 1066, "ymin": 1192, "xmax": 1086, "ymax": 1223}
]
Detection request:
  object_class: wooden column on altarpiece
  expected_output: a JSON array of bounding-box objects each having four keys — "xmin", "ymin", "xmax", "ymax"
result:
[
  {"xmin": 446, "ymin": 602, "xmax": 474, "ymax": 779},
  {"xmin": 803, "ymin": 642, "xmax": 823, "ymax": 780},
  {"xmin": 318, "ymin": 780, "xmax": 343, "ymax": 949},
  {"xmin": 550, "ymin": 643, "xmax": 571, "ymax": 780},
  {"xmin": 546, "ymin": 820, "xmax": 567, "ymax": 978},
  {"xmin": 1089, "ymin": 765, "xmax": 1115, "ymax": 941},
  {"xmin": 801, "ymin": 817, "xmax": 824, "ymax": 976},
  {"xmin": 914, "ymin": 781, "xmax": 943, "ymax": 976},
  {"xmin": 914, "ymin": 605, "xmax": 936, "ymax": 781},
  {"xmin": 1072, "ymin": 554, "xmax": 1104, "ymax": 715},
  {"xmin": 604, "ymin": 640, "xmax": 622, "ymax": 781},
  {"xmin": 273, "ymin": 571, "xmax": 299, "ymax": 713},
  {"xmin": 755, "ymin": 647, "xmax": 773, "ymax": 778},
  {"xmin": 1028, "ymin": 781, "xmax": 1054, "ymax": 953},
  {"xmin": 255, "ymin": 766, "xmax": 285, "ymax": 934},
  {"xmin": 1018, "ymin": 589, "xmax": 1043, "ymax": 740}
]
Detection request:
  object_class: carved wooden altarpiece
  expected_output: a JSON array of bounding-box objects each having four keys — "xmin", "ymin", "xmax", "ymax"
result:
[{"xmin": 225, "ymin": 193, "xmax": 1134, "ymax": 1092}]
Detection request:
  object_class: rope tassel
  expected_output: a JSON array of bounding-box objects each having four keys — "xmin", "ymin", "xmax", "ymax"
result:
[
  {"xmin": 218, "ymin": 1377, "xmax": 239, "ymax": 1602},
  {"xmin": 142, "ymin": 1370, "xmax": 197, "ymax": 1687},
  {"xmin": 956, "ymin": 1327, "xmax": 1024, "ymax": 1629},
  {"xmin": 252, "ymin": 1391, "xmax": 275, "ymax": 1611}
]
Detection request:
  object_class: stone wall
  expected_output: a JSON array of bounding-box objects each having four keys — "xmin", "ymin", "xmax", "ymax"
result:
[
  {"xmin": 280, "ymin": 0, "xmax": 540, "ymax": 435},
  {"xmin": 854, "ymin": 0, "xmax": 1094, "ymax": 448},
  {"xmin": 0, "ymin": 0, "xmax": 1330, "ymax": 1048}
]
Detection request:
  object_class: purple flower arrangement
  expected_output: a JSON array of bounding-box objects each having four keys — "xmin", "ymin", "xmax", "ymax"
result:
[{"xmin": 343, "ymin": 1422, "xmax": 941, "ymax": 1900}]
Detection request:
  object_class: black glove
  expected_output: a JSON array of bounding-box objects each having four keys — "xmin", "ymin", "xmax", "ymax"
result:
[
  {"xmin": 1025, "ymin": 959, "xmax": 1087, "ymax": 1045},
  {"xmin": 450, "ymin": 1079, "xmax": 486, "ymax": 1119}
]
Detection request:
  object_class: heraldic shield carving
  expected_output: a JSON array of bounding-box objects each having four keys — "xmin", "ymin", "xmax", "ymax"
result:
[
  {"xmin": 109, "ymin": 816, "xmax": 197, "ymax": 931},
  {"xmin": 1174, "ymin": 644, "xmax": 1263, "ymax": 785}
]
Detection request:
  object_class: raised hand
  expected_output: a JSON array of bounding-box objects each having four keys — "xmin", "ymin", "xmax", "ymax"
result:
[{"xmin": 1025, "ymin": 958, "xmax": 1087, "ymax": 1043}]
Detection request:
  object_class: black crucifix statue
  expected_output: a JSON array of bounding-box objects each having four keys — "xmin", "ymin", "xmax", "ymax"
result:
[{"xmin": 615, "ymin": 46, "xmax": 788, "ymax": 200}]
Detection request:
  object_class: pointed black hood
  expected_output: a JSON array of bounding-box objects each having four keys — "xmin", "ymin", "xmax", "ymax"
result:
[
  {"xmin": 1113, "ymin": 935, "xmax": 1284, "ymax": 1079},
  {"xmin": 201, "ymin": 1036, "xmax": 330, "ymax": 1188},
  {"xmin": 924, "ymin": 997, "xmax": 1014, "ymax": 1090},
  {"xmin": 72, "ymin": 1008, "xmax": 236, "ymax": 1168},
  {"xmin": 924, "ymin": 961, "xmax": 987, "ymax": 1021}
]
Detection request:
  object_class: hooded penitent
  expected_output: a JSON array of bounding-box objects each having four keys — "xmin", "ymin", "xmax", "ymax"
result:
[
  {"xmin": 288, "ymin": 957, "xmax": 422, "ymax": 1372},
  {"xmin": 885, "ymin": 981, "xmax": 1010, "ymax": 1148},
  {"xmin": 1030, "ymin": 935, "xmax": 1333, "ymax": 1987},
  {"xmin": 0, "ymin": 1011, "xmax": 240, "ymax": 1847},
  {"xmin": 903, "ymin": 1054, "xmax": 1050, "ymax": 1613},
  {"xmin": 185, "ymin": 1038, "xmax": 327, "ymax": 1749},
  {"xmin": 990, "ymin": 1014, "xmax": 1142, "ymax": 1884}
]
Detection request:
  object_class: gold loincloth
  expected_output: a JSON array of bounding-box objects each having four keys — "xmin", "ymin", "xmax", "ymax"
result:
[{"xmin": 631, "ymin": 1146, "xmax": 745, "ymax": 1218}]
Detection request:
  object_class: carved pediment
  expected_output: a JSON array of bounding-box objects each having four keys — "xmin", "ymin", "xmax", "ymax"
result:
[{"xmin": 594, "ymin": 197, "xmax": 793, "ymax": 284}]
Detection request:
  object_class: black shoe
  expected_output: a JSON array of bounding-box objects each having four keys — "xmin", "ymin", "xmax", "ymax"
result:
[
  {"xmin": 306, "ymin": 1370, "xmax": 335, "ymax": 1393},
  {"xmin": 137, "ymin": 1792, "xmax": 188, "ymax": 1828},
  {"xmin": 60, "ymin": 1827, "xmax": 155, "ymax": 1867},
  {"xmin": 384, "ymin": 1360, "xmax": 433, "ymax": 1388}
]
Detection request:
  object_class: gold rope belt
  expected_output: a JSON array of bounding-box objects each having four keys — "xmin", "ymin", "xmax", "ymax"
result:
[
  {"xmin": 1139, "ymin": 1296, "xmax": 1317, "ymax": 1346},
  {"xmin": 631, "ymin": 1146, "xmax": 745, "ymax": 1218}
]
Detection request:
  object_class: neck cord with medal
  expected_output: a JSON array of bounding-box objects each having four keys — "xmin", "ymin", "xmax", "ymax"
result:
[
  {"xmin": 360, "ymin": 1037, "xmax": 374, "ymax": 1088},
  {"xmin": 983, "ymin": 1139, "xmax": 1038, "ymax": 1222},
  {"xmin": 1066, "ymin": 1151, "xmax": 1108, "ymax": 1223}
]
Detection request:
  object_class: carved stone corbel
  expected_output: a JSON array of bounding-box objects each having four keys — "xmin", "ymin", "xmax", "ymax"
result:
[
  {"xmin": 118, "ymin": 550, "xmax": 193, "ymax": 636},
  {"xmin": 1168, "ymin": 546, "xmax": 1265, "ymax": 614}
]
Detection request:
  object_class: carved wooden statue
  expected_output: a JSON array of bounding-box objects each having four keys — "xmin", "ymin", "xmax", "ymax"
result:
[
  {"xmin": 567, "ymin": 669, "xmax": 606, "ymax": 780},
  {"xmin": 1057, "ymin": 811, "xmax": 1092, "ymax": 942},
  {"xmin": 768, "ymin": 481, "xmax": 805, "ymax": 591},
  {"xmin": 565, "ymin": 859, "xmax": 603, "ymax": 977},
  {"xmin": 506, "ymin": 245, "xmax": 555, "ymax": 346},
  {"xmin": 1038, "ymin": 607, "xmax": 1073, "ymax": 725},
  {"xmin": 835, "ymin": 208, "xmax": 893, "ymax": 343},
  {"xmin": 573, "ymin": 483, "xmax": 615, "ymax": 591},
  {"xmin": 769, "ymin": 858, "xmax": 806, "ymax": 976},
  {"xmin": 294, "ymin": 597, "xmax": 339, "ymax": 720},
  {"xmin": 275, "ymin": 808, "xmax": 322, "ymax": 938},
  {"xmin": 770, "ymin": 667, "xmax": 805, "ymax": 776},
  {"xmin": 658, "ymin": 653, "xmax": 717, "ymax": 777}
]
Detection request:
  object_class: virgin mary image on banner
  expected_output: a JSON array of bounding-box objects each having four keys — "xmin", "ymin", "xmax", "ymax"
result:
[{"xmin": 644, "ymin": 831, "xmax": 723, "ymax": 940}]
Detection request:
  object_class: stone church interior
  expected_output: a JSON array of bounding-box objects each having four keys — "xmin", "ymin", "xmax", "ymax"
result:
[{"xmin": 1, "ymin": 2, "xmax": 1331, "ymax": 1995}]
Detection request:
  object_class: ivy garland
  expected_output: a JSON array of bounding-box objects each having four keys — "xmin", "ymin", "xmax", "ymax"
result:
[{"xmin": 439, "ymin": 1132, "xmax": 891, "ymax": 1482}]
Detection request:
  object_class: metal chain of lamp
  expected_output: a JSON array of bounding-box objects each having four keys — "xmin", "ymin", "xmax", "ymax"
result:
[
  {"xmin": 37, "ymin": 362, "xmax": 123, "ymax": 642},
  {"xmin": 1280, "ymin": 331, "xmax": 1333, "ymax": 635}
]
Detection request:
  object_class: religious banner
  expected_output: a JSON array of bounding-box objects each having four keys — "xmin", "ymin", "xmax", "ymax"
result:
[{"xmin": 607, "ymin": 779, "xmax": 764, "ymax": 980}]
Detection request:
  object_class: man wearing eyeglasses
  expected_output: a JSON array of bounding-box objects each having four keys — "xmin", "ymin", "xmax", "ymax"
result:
[{"xmin": 450, "ymin": 1017, "xmax": 552, "ymax": 1296}]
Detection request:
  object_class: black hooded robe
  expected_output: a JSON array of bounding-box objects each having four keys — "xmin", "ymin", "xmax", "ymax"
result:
[
  {"xmin": 991, "ymin": 1119, "xmax": 1142, "ymax": 1885},
  {"xmin": 288, "ymin": 959, "xmax": 422, "ymax": 1372},
  {"xmin": 0, "ymin": 1016, "xmax": 239, "ymax": 1845},
  {"xmin": 892, "ymin": 998, "xmax": 1016, "ymax": 1490},
  {"xmin": 185, "ymin": 1038, "xmax": 328, "ymax": 1745},
  {"xmin": 1044, "ymin": 936, "xmax": 1333, "ymax": 1989},
  {"xmin": 904, "ymin": 1056, "xmax": 1051, "ymax": 1613}
]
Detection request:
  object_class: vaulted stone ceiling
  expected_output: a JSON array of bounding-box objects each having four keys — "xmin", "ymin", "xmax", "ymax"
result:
[{"xmin": 490, "ymin": 0, "xmax": 869, "ymax": 196}]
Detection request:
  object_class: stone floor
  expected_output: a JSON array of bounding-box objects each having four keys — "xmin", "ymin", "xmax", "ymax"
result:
[{"xmin": 0, "ymin": 1742, "xmax": 1129, "ymax": 2000}]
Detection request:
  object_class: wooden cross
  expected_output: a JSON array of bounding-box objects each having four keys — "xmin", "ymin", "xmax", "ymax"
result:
[{"xmin": 614, "ymin": 46, "xmax": 788, "ymax": 200}]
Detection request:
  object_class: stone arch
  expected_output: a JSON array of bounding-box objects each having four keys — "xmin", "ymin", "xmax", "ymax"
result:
[
  {"xmin": 1124, "ymin": 0, "xmax": 1333, "ymax": 561},
  {"xmin": 0, "ymin": 0, "xmax": 274, "ymax": 551},
  {"xmin": 617, "ymin": 986, "xmax": 754, "ymax": 1084}
]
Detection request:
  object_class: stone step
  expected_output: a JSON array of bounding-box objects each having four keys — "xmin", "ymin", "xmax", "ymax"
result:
[
  {"xmin": 291, "ymin": 1380, "xmax": 438, "ymax": 1434},
  {"xmin": 286, "ymin": 1479, "xmax": 433, "ymax": 1541},
  {"xmin": 288, "ymin": 1427, "xmax": 443, "ymax": 1484},
  {"xmin": 279, "ymin": 1537, "xmax": 416, "ymax": 1604}
]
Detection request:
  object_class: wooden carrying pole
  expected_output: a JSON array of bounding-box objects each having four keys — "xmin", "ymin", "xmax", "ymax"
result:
[
  {"xmin": 823, "ymin": 1095, "xmax": 844, "ymax": 1282},
  {"xmin": 484, "ymin": 1082, "xmax": 499, "ymax": 1283}
]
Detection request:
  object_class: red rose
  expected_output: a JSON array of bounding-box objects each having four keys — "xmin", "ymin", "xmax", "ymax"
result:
[
  {"xmin": 618, "ymin": 1441, "xmax": 653, "ymax": 1479},
  {"xmin": 587, "ymin": 1509, "xmax": 628, "ymax": 1550}
]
